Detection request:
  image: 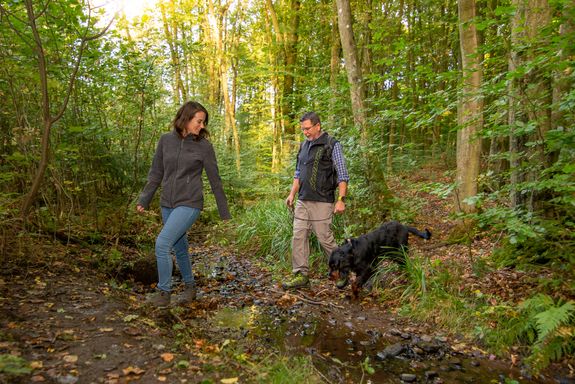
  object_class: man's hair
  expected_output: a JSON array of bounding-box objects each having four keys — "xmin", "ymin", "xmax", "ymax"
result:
[{"xmin": 300, "ymin": 111, "xmax": 321, "ymax": 126}]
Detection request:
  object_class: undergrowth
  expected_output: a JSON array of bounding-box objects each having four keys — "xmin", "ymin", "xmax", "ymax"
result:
[
  {"xmin": 232, "ymin": 199, "xmax": 345, "ymax": 276},
  {"xmin": 393, "ymin": 251, "xmax": 575, "ymax": 374}
]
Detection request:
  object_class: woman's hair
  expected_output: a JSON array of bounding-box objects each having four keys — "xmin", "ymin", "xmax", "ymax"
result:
[{"xmin": 172, "ymin": 101, "xmax": 210, "ymax": 139}]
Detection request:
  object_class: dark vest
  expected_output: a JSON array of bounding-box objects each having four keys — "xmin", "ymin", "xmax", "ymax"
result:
[{"xmin": 297, "ymin": 133, "xmax": 338, "ymax": 203}]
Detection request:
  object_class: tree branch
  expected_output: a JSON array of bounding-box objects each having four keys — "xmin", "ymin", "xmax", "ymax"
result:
[
  {"xmin": 0, "ymin": 4, "xmax": 34, "ymax": 49},
  {"xmin": 51, "ymin": 6, "xmax": 115, "ymax": 123}
]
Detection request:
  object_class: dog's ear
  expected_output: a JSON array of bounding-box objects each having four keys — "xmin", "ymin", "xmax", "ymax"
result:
[{"xmin": 350, "ymin": 238, "xmax": 359, "ymax": 248}]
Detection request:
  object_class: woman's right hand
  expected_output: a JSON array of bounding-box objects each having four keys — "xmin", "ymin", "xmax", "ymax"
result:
[{"xmin": 136, "ymin": 204, "xmax": 145, "ymax": 213}]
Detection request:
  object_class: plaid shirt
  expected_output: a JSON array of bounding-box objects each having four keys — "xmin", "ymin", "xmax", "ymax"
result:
[{"xmin": 295, "ymin": 141, "xmax": 349, "ymax": 184}]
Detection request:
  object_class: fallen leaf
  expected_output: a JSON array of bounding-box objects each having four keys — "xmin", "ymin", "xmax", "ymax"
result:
[
  {"xmin": 122, "ymin": 366, "xmax": 145, "ymax": 376},
  {"xmin": 31, "ymin": 375, "xmax": 45, "ymax": 382},
  {"xmin": 30, "ymin": 361, "xmax": 43, "ymax": 369},
  {"xmin": 511, "ymin": 354, "xmax": 519, "ymax": 366},
  {"xmin": 276, "ymin": 294, "xmax": 297, "ymax": 308},
  {"xmin": 7, "ymin": 322, "xmax": 19, "ymax": 329},
  {"xmin": 221, "ymin": 378, "xmax": 239, "ymax": 384},
  {"xmin": 158, "ymin": 376, "xmax": 167, "ymax": 382},
  {"xmin": 123, "ymin": 327, "xmax": 142, "ymax": 336},
  {"xmin": 63, "ymin": 355, "xmax": 78, "ymax": 363},
  {"xmin": 123, "ymin": 314, "xmax": 139, "ymax": 323},
  {"xmin": 161, "ymin": 353, "xmax": 175, "ymax": 362},
  {"xmin": 451, "ymin": 343, "xmax": 467, "ymax": 352},
  {"xmin": 99, "ymin": 328, "xmax": 114, "ymax": 332}
]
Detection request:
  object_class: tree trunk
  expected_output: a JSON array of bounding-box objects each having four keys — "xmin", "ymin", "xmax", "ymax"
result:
[
  {"xmin": 387, "ymin": 82, "xmax": 398, "ymax": 172},
  {"xmin": 508, "ymin": 48, "xmax": 523, "ymax": 208},
  {"xmin": 335, "ymin": 0, "xmax": 367, "ymax": 141},
  {"xmin": 387, "ymin": 0, "xmax": 405, "ymax": 172},
  {"xmin": 160, "ymin": 0, "xmax": 186, "ymax": 105},
  {"xmin": 455, "ymin": 0, "xmax": 483, "ymax": 214},
  {"xmin": 282, "ymin": 0, "xmax": 300, "ymax": 140},
  {"xmin": 328, "ymin": 0, "xmax": 341, "ymax": 130},
  {"xmin": 551, "ymin": 7, "xmax": 574, "ymax": 152},
  {"xmin": 509, "ymin": 0, "xmax": 552, "ymax": 209},
  {"xmin": 19, "ymin": 1, "xmax": 110, "ymax": 218},
  {"xmin": 264, "ymin": 1, "xmax": 283, "ymax": 172}
]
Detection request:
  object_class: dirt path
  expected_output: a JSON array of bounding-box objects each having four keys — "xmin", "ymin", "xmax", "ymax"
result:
[
  {"xmin": 0, "ymin": 167, "xmax": 569, "ymax": 383},
  {"xmin": 1, "ymin": 238, "xmax": 562, "ymax": 384}
]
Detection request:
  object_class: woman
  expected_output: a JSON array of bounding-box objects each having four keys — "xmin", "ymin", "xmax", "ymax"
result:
[{"xmin": 137, "ymin": 101, "xmax": 231, "ymax": 308}]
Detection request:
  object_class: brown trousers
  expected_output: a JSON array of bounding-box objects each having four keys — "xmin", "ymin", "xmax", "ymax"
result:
[{"xmin": 291, "ymin": 200, "xmax": 337, "ymax": 275}]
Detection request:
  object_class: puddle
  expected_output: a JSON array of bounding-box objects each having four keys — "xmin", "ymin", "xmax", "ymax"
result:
[
  {"xmin": 190, "ymin": 251, "xmax": 562, "ymax": 383},
  {"xmin": 209, "ymin": 306, "xmax": 553, "ymax": 384}
]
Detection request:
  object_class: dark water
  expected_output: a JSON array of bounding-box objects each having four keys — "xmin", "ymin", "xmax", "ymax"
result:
[
  {"xmin": 193, "ymin": 255, "xmax": 565, "ymax": 384},
  {"xmin": 211, "ymin": 305, "xmax": 556, "ymax": 384}
]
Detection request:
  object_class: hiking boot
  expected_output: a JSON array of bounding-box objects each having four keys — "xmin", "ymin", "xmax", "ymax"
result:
[
  {"xmin": 174, "ymin": 284, "xmax": 197, "ymax": 305},
  {"xmin": 146, "ymin": 290, "xmax": 171, "ymax": 308},
  {"xmin": 282, "ymin": 272, "xmax": 310, "ymax": 289}
]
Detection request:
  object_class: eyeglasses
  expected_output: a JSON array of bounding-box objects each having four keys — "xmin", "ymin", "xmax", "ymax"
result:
[{"xmin": 301, "ymin": 123, "xmax": 317, "ymax": 131}]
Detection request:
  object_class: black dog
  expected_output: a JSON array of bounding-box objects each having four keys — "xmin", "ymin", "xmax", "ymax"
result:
[{"xmin": 328, "ymin": 221, "xmax": 431, "ymax": 298}]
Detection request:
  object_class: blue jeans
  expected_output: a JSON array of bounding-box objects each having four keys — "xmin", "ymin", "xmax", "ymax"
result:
[{"xmin": 155, "ymin": 206, "xmax": 201, "ymax": 292}]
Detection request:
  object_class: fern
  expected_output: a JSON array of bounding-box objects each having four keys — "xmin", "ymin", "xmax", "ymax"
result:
[
  {"xmin": 514, "ymin": 294, "xmax": 575, "ymax": 372},
  {"xmin": 534, "ymin": 301, "xmax": 575, "ymax": 342}
]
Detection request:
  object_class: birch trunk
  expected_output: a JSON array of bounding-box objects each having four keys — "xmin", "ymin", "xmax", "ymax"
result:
[
  {"xmin": 335, "ymin": 0, "xmax": 366, "ymax": 142},
  {"xmin": 456, "ymin": 0, "xmax": 483, "ymax": 214}
]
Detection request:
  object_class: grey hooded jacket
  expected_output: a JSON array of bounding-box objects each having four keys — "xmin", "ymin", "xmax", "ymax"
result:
[{"xmin": 138, "ymin": 130, "xmax": 231, "ymax": 220}]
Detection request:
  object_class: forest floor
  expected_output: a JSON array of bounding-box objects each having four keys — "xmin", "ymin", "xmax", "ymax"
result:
[{"xmin": 1, "ymin": 165, "xmax": 573, "ymax": 384}]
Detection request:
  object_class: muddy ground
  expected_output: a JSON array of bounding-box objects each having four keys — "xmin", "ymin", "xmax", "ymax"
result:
[
  {"xmin": 2, "ymin": 167, "xmax": 573, "ymax": 383},
  {"xmin": 0, "ymin": 239, "xmax": 570, "ymax": 384}
]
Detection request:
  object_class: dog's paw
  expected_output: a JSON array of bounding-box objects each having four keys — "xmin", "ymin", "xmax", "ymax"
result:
[{"xmin": 336, "ymin": 277, "xmax": 349, "ymax": 289}]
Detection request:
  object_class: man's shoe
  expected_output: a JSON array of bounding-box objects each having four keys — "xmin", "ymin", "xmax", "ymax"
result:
[
  {"xmin": 282, "ymin": 273, "xmax": 310, "ymax": 289},
  {"xmin": 174, "ymin": 284, "xmax": 197, "ymax": 305},
  {"xmin": 146, "ymin": 290, "xmax": 171, "ymax": 308}
]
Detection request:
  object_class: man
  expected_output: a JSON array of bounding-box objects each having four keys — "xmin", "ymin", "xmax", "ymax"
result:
[{"xmin": 283, "ymin": 111, "xmax": 349, "ymax": 289}]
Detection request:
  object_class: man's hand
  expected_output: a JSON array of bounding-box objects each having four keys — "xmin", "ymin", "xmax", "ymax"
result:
[
  {"xmin": 136, "ymin": 204, "xmax": 145, "ymax": 213},
  {"xmin": 285, "ymin": 194, "xmax": 296, "ymax": 208},
  {"xmin": 334, "ymin": 200, "xmax": 345, "ymax": 214}
]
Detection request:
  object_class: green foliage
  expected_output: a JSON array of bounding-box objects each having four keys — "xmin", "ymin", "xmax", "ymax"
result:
[
  {"xmin": 400, "ymin": 253, "xmax": 430, "ymax": 300},
  {"xmin": 233, "ymin": 199, "xmax": 349, "ymax": 275},
  {"xmin": 1, "ymin": 0, "xmax": 573, "ymax": 372},
  {"xmin": 373, "ymin": 249, "xmax": 433, "ymax": 301},
  {"xmin": 474, "ymin": 203, "xmax": 575, "ymax": 270},
  {"xmin": 501, "ymin": 294, "xmax": 575, "ymax": 372},
  {"xmin": 234, "ymin": 200, "xmax": 294, "ymax": 271},
  {"xmin": 418, "ymin": 181, "xmax": 457, "ymax": 200},
  {"xmin": 360, "ymin": 356, "xmax": 375, "ymax": 375},
  {"xmin": 252, "ymin": 355, "xmax": 322, "ymax": 384},
  {"xmin": 0, "ymin": 354, "xmax": 32, "ymax": 376}
]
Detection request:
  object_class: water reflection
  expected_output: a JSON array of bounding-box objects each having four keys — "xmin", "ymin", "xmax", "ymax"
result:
[{"xmin": 208, "ymin": 305, "xmax": 542, "ymax": 384}]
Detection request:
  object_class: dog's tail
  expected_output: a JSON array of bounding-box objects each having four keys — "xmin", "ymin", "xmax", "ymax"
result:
[{"xmin": 407, "ymin": 226, "xmax": 432, "ymax": 240}]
